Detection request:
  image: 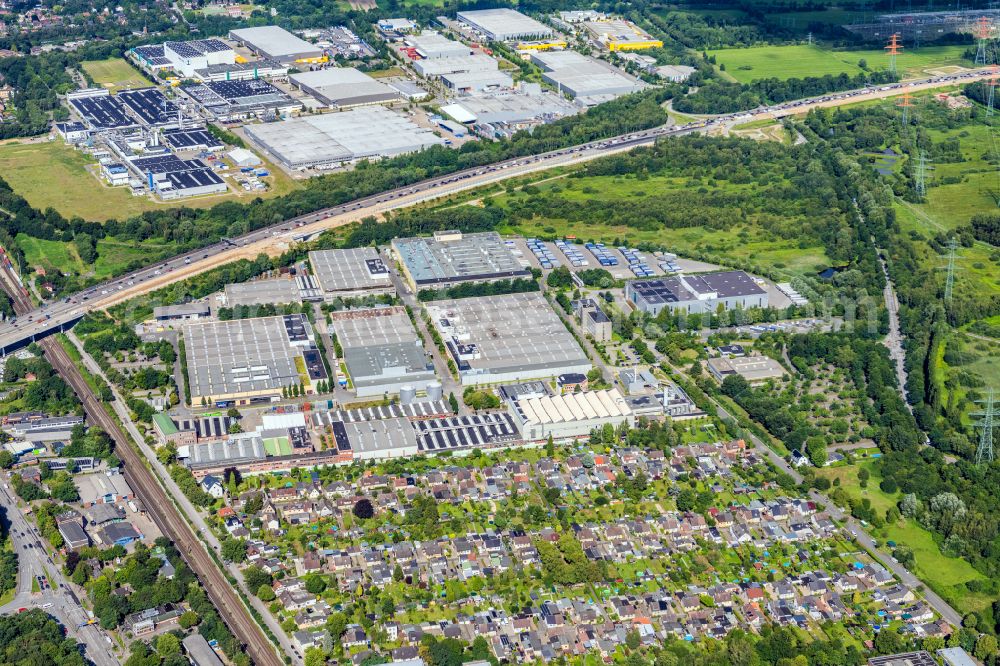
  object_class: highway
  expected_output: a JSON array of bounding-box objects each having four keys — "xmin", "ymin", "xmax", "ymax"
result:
[
  {"xmin": 0, "ymin": 67, "xmax": 995, "ymax": 355},
  {"xmin": 0, "ymin": 264, "xmax": 285, "ymax": 666}
]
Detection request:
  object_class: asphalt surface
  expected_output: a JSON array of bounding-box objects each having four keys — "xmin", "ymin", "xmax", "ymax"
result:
[
  {"xmin": 0, "ymin": 67, "xmax": 995, "ymax": 354},
  {"xmin": 0, "ymin": 264, "xmax": 285, "ymax": 666},
  {"xmin": 0, "ymin": 481, "xmax": 121, "ymax": 666}
]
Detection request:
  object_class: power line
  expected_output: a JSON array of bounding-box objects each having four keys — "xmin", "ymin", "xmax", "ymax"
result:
[
  {"xmin": 944, "ymin": 237, "xmax": 959, "ymax": 301},
  {"xmin": 915, "ymin": 150, "xmax": 929, "ymax": 198},
  {"xmin": 972, "ymin": 388, "xmax": 997, "ymax": 465}
]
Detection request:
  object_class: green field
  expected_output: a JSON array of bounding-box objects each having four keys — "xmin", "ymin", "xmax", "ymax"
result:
[
  {"xmin": 708, "ymin": 44, "xmax": 971, "ymax": 83},
  {"xmin": 16, "ymin": 234, "xmax": 179, "ymax": 279},
  {"xmin": 80, "ymin": 58, "xmax": 152, "ymax": 92},
  {"xmin": 492, "ymin": 171, "xmax": 830, "ymax": 280},
  {"xmin": 0, "ymin": 139, "xmax": 301, "ymax": 222}
]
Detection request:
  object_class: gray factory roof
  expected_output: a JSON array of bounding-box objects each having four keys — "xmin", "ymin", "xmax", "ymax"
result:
[
  {"xmin": 244, "ymin": 107, "xmax": 442, "ymax": 169},
  {"xmin": 329, "ymin": 308, "xmax": 434, "ymax": 389},
  {"xmin": 224, "ymin": 277, "xmax": 302, "ymax": 307},
  {"xmin": 408, "ymin": 31, "xmax": 472, "ymax": 59},
  {"xmin": 290, "ymin": 67, "xmax": 399, "ymax": 107},
  {"xmin": 343, "ymin": 342, "xmax": 435, "ymax": 389},
  {"xmin": 183, "ymin": 314, "xmax": 313, "ymax": 399},
  {"xmin": 182, "ymin": 433, "xmax": 266, "ymax": 469},
  {"xmin": 413, "ymin": 53, "xmax": 498, "ymax": 78},
  {"xmin": 393, "ymin": 231, "xmax": 529, "ymax": 286},
  {"xmin": 630, "ymin": 271, "xmax": 766, "ymax": 306},
  {"xmin": 328, "ymin": 307, "xmax": 418, "ymax": 348},
  {"xmin": 229, "ymin": 26, "xmax": 323, "ymax": 61},
  {"xmin": 530, "ymin": 50, "xmax": 645, "ymax": 102},
  {"xmin": 331, "ymin": 417, "xmax": 418, "ymax": 456},
  {"xmin": 182, "ymin": 634, "xmax": 225, "ymax": 666},
  {"xmin": 425, "ymin": 292, "xmax": 590, "ymax": 377},
  {"xmin": 457, "ymin": 8, "xmax": 554, "ymax": 40},
  {"xmin": 308, "ymin": 247, "xmax": 393, "ymax": 294},
  {"xmin": 443, "ymin": 87, "xmax": 579, "ymax": 124}
]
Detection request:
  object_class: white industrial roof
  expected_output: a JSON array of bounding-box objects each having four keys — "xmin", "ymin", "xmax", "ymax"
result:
[
  {"xmin": 245, "ymin": 106, "xmax": 443, "ymax": 168},
  {"xmin": 441, "ymin": 103, "xmax": 477, "ymax": 124},
  {"xmin": 290, "ymin": 67, "xmax": 398, "ymax": 106},
  {"xmin": 517, "ymin": 389, "xmax": 632, "ymax": 425},
  {"xmin": 457, "ymin": 8, "xmax": 553, "ymax": 40},
  {"xmin": 229, "ymin": 26, "xmax": 322, "ymax": 59}
]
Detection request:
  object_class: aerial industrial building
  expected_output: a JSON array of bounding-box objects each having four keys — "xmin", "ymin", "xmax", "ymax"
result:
[
  {"xmin": 412, "ymin": 53, "xmax": 499, "ymax": 79},
  {"xmin": 128, "ymin": 154, "xmax": 227, "ymax": 200},
  {"xmin": 289, "ymin": 68, "xmax": 400, "ymax": 108},
  {"xmin": 707, "ymin": 355, "xmax": 787, "ymax": 385},
  {"xmin": 626, "ymin": 270, "xmax": 769, "ymax": 315},
  {"xmin": 441, "ymin": 70, "xmax": 513, "ymax": 93},
  {"xmin": 457, "ymin": 9, "xmax": 554, "ymax": 41},
  {"xmin": 408, "ymin": 31, "xmax": 472, "ymax": 59},
  {"xmin": 183, "ymin": 314, "xmax": 324, "ymax": 406},
  {"xmin": 329, "ymin": 308, "xmax": 436, "ymax": 397},
  {"xmin": 179, "ymin": 432, "xmax": 267, "ymax": 472},
  {"xmin": 244, "ymin": 106, "xmax": 442, "ymax": 171},
  {"xmin": 229, "ymin": 26, "xmax": 325, "ymax": 64},
  {"xmin": 223, "ymin": 274, "xmax": 321, "ymax": 307},
  {"xmin": 392, "ymin": 231, "xmax": 530, "ymax": 289},
  {"xmin": 582, "ymin": 18, "xmax": 663, "ymax": 51},
  {"xmin": 441, "ymin": 84, "xmax": 580, "ymax": 137},
  {"xmin": 308, "ymin": 248, "xmax": 394, "ymax": 299},
  {"xmin": 529, "ymin": 50, "xmax": 646, "ymax": 104},
  {"xmin": 182, "ymin": 79, "xmax": 302, "ymax": 121},
  {"xmin": 509, "ymin": 388, "xmax": 634, "ymax": 441},
  {"xmin": 328, "ymin": 417, "xmax": 419, "ymax": 460},
  {"xmin": 425, "ymin": 292, "xmax": 591, "ymax": 386},
  {"xmin": 130, "ymin": 38, "xmax": 287, "ymax": 82}
]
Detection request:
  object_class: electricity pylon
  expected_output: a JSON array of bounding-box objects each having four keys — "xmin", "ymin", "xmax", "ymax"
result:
[
  {"xmin": 915, "ymin": 151, "xmax": 929, "ymax": 198},
  {"xmin": 886, "ymin": 33, "xmax": 903, "ymax": 75},
  {"xmin": 972, "ymin": 388, "xmax": 997, "ymax": 465},
  {"xmin": 944, "ymin": 237, "xmax": 959, "ymax": 301}
]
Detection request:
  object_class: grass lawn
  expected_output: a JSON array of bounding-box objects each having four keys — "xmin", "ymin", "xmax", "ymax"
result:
[
  {"xmin": 708, "ymin": 44, "xmax": 971, "ymax": 83},
  {"xmin": 80, "ymin": 58, "xmax": 152, "ymax": 92},
  {"xmin": 0, "ymin": 139, "xmax": 301, "ymax": 222}
]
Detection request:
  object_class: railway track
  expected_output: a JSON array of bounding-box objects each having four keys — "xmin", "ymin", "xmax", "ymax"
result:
[{"xmin": 0, "ymin": 264, "xmax": 284, "ymax": 666}]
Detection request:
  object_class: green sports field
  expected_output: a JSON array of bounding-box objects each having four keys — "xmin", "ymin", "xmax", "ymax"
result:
[
  {"xmin": 708, "ymin": 43, "xmax": 971, "ymax": 83},
  {"xmin": 80, "ymin": 57, "xmax": 152, "ymax": 92}
]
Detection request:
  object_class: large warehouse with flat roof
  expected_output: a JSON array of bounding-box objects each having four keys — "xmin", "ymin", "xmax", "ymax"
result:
[
  {"xmin": 392, "ymin": 231, "xmax": 530, "ymax": 289},
  {"xmin": 457, "ymin": 8, "xmax": 554, "ymax": 41},
  {"xmin": 290, "ymin": 68, "xmax": 399, "ymax": 108},
  {"xmin": 425, "ymin": 292, "xmax": 591, "ymax": 386},
  {"xmin": 244, "ymin": 106, "xmax": 443, "ymax": 170},
  {"xmin": 329, "ymin": 308, "xmax": 437, "ymax": 397},
  {"xmin": 183, "ymin": 314, "xmax": 323, "ymax": 406},
  {"xmin": 529, "ymin": 50, "xmax": 646, "ymax": 104},
  {"xmin": 308, "ymin": 248, "xmax": 394, "ymax": 299},
  {"xmin": 626, "ymin": 270, "xmax": 769, "ymax": 315},
  {"xmin": 229, "ymin": 26, "xmax": 324, "ymax": 63}
]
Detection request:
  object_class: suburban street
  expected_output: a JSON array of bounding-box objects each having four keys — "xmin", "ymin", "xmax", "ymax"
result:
[{"xmin": 0, "ymin": 482, "xmax": 121, "ymax": 666}]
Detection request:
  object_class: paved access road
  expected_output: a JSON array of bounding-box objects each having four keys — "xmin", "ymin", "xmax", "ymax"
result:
[{"xmin": 0, "ymin": 67, "xmax": 995, "ymax": 355}]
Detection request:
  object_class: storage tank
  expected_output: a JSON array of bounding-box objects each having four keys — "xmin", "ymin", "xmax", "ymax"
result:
[
  {"xmin": 399, "ymin": 385, "xmax": 416, "ymax": 405},
  {"xmin": 426, "ymin": 381, "xmax": 443, "ymax": 402}
]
